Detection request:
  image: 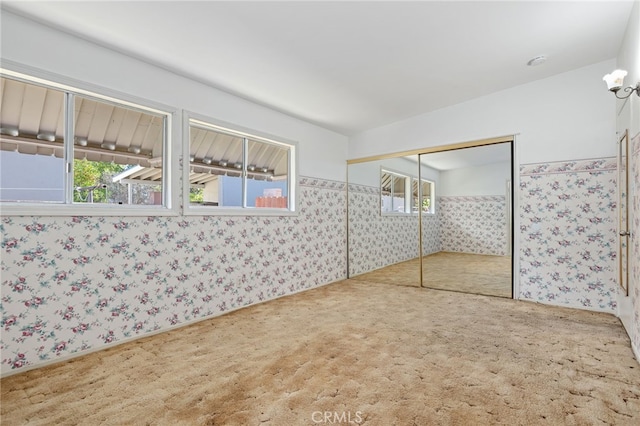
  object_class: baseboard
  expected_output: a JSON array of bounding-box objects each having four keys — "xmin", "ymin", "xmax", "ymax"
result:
[{"xmin": 515, "ymin": 297, "xmax": 617, "ymax": 315}]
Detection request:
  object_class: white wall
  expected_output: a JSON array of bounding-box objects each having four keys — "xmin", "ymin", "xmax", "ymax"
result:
[
  {"xmin": 348, "ymin": 157, "xmax": 439, "ymax": 187},
  {"xmin": 439, "ymin": 161, "xmax": 511, "ymax": 197},
  {"xmin": 349, "ymin": 60, "xmax": 617, "ymax": 164},
  {"xmin": 0, "ymin": 11, "xmax": 348, "ymax": 181}
]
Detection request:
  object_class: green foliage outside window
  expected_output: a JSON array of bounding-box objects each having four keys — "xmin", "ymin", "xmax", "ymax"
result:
[
  {"xmin": 73, "ymin": 159, "xmax": 125, "ymax": 203},
  {"xmin": 189, "ymin": 187, "xmax": 204, "ymax": 203}
]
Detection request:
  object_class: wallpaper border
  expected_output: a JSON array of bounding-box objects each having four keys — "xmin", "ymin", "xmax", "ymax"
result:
[
  {"xmin": 520, "ymin": 157, "xmax": 617, "ymax": 176},
  {"xmin": 300, "ymin": 177, "xmax": 346, "ymax": 191}
]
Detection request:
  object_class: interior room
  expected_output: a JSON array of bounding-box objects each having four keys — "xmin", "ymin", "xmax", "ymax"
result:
[{"xmin": 1, "ymin": 1, "xmax": 639, "ymax": 424}]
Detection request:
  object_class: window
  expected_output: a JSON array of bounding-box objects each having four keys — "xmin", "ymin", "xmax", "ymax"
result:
[
  {"xmin": 0, "ymin": 72, "xmax": 170, "ymax": 213},
  {"xmin": 381, "ymin": 170, "xmax": 408, "ymax": 213},
  {"xmin": 413, "ymin": 178, "xmax": 435, "ymax": 214},
  {"xmin": 381, "ymin": 169, "xmax": 434, "ymax": 215},
  {"xmin": 186, "ymin": 117, "xmax": 296, "ymax": 213}
]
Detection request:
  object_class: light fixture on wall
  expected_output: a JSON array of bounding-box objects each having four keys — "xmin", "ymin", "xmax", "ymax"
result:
[{"xmin": 603, "ymin": 69, "xmax": 640, "ymax": 99}]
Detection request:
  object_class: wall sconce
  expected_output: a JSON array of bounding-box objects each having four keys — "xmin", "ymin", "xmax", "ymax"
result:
[{"xmin": 603, "ymin": 69, "xmax": 640, "ymax": 99}]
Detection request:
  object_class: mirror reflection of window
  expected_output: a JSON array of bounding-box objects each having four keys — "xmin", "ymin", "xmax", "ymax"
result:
[
  {"xmin": 412, "ymin": 178, "xmax": 434, "ymax": 214},
  {"xmin": 381, "ymin": 170, "xmax": 408, "ymax": 213},
  {"xmin": 380, "ymin": 171, "xmax": 393, "ymax": 213}
]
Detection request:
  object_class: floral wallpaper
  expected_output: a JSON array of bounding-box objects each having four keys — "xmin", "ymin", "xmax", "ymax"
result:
[
  {"xmin": 348, "ymin": 188, "xmax": 505, "ymax": 276},
  {"xmin": 347, "ymin": 184, "xmax": 421, "ymax": 276},
  {"xmin": 630, "ymin": 133, "xmax": 640, "ymax": 358},
  {"xmin": 2, "ymin": 153, "xmax": 636, "ymax": 375},
  {"xmin": 438, "ymin": 196, "xmax": 508, "ymax": 256},
  {"xmin": 518, "ymin": 158, "xmax": 618, "ymax": 313},
  {"xmin": 0, "ymin": 177, "xmax": 347, "ymax": 375},
  {"xmin": 421, "ymin": 213, "xmax": 440, "ymax": 256}
]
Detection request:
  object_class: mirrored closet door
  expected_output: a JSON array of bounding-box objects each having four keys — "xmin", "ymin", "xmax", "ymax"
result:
[
  {"xmin": 419, "ymin": 143, "xmax": 513, "ymax": 298},
  {"xmin": 347, "ymin": 139, "xmax": 514, "ymax": 298}
]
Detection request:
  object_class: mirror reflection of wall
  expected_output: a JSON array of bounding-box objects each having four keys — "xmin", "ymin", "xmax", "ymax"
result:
[
  {"xmin": 420, "ymin": 143, "xmax": 513, "ymax": 297},
  {"xmin": 348, "ymin": 156, "xmax": 423, "ymax": 286}
]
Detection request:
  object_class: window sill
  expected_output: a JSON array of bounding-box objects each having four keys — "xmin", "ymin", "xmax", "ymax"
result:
[
  {"xmin": 0, "ymin": 203, "xmax": 179, "ymax": 217},
  {"xmin": 183, "ymin": 206, "xmax": 298, "ymax": 217}
]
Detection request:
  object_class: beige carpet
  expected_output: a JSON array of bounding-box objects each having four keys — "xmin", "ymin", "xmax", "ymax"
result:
[
  {"xmin": 351, "ymin": 257, "xmax": 422, "ymax": 287},
  {"xmin": 422, "ymin": 252, "xmax": 512, "ymax": 298},
  {"xmin": 352, "ymin": 251, "xmax": 512, "ymax": 298},
  {"xmin": 2, "ymin": 280, "xmax": 639, "ymax": 425}
]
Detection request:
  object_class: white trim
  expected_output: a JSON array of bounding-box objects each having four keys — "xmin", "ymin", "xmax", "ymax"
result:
[
  {"xmin": 182, "ymin": 111, "xmax": 299, "ymax": 216},
  {"xmin": 512, "ymin": 135, "xmax": 520, "ymax": 300},
  {"xmin": 184, "ymin": 207, "xmax": 298, "ymax": 217},
  {"xmin": 0, "ymin": 203, "xmax": 181, "ymax": 217}
]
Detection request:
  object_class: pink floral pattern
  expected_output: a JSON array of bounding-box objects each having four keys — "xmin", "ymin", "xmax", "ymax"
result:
[
  {"xmin": 0, "ymin": 177, "xmax": 346, "ymax": 374},
  {"xmin": 438, "ymin": 196, "xmax": 508, "ymax": 256},
  {"xmin": 421, "ymin": 213, "xmax": 440, "ymax": 255},
  {"xmin": 348, "ymin": 184, "xmax": 420, "ymax": 276},
  {"xmin": 630, "ymin": 133, "xmax": 640, "ymax": 357},
  {"xmin": 348, "ymin": 188, "xmax": 504, "ymax": 275},
  {"xmin": 519, "ymin": 158, "xmax": 618, "ymax": 312}
]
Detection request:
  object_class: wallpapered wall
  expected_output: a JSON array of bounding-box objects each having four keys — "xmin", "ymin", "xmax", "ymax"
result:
[
  {"xmin": 421, "ymin": 214, "xmax": 440, "ymax": 256},
  {"xmin": 348, "ymin": 187, "xmax": 505, "ymax": 277},
  {"xmin": 347, "ymin": 184, "xmax": 420, "ymax": 276},
  {"xmin": 1, "ymin": 154, "xmax": 632, "ymax": 375},
  {"xmin": 438, "ymin": 196, "xmax": 508, "ymax": 256},
  {"xmin": 0, "ymin": 177, "xmax": 347, "ymax": 375},
  {"xmin": 519, "ymin": 158, "xmax": 619, "ymax": 313},
  {"xmin": 631, "ymin": 133, "xmax": 640, "ymax": 358}
]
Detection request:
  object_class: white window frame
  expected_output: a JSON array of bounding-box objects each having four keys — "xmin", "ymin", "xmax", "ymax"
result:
[
  {"xmin": 0, "ymin": 64, "xmax": 178, "ymax": 217},
  {"xmin": 381, "ymin": 168, "xmax": 411, "ymax": 215},
  {"xmin": 183, "ymin": 112, "xmax": 298, "ymax": 216},
  {"xmin": 413, "ymin": 178, "xmax": 436, "ymax": 215}
]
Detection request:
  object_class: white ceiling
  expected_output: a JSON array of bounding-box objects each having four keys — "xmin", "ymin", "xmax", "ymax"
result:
[{"xmin": 2, "ymin": 1, "xmax": 634, "ymax": 136}]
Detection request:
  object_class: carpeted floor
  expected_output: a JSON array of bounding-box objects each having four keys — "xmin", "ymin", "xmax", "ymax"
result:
[
  {"xmin": 422, "ymin": 252, "xmax": 512, "ymax": 298},
  {"xmin": 1, "ymin": 280, "xmax": 638, "ymax": 425},
  {"xmin": 351, "ymin": 251, "xmax": 512, "ymax": 298}
]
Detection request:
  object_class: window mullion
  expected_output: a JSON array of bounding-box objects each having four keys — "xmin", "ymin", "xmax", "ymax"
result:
[
  {"xmin": 64, "ymin": 92, "xmax": 75, "ymax": 204},
  {"xmin": 390, "ymin": 175, "xmax": 395, "ymax": 211},
  {"xmin": 242, "ymin": 137, "xmax": 248, "ymax": 208},
  {"xmin": 287, "ymin": 148, "xmax": 292, "ymax": 210},
  {"xmin": 405, "ymin": 178, "xmax": 411, "ymax": 213}
]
